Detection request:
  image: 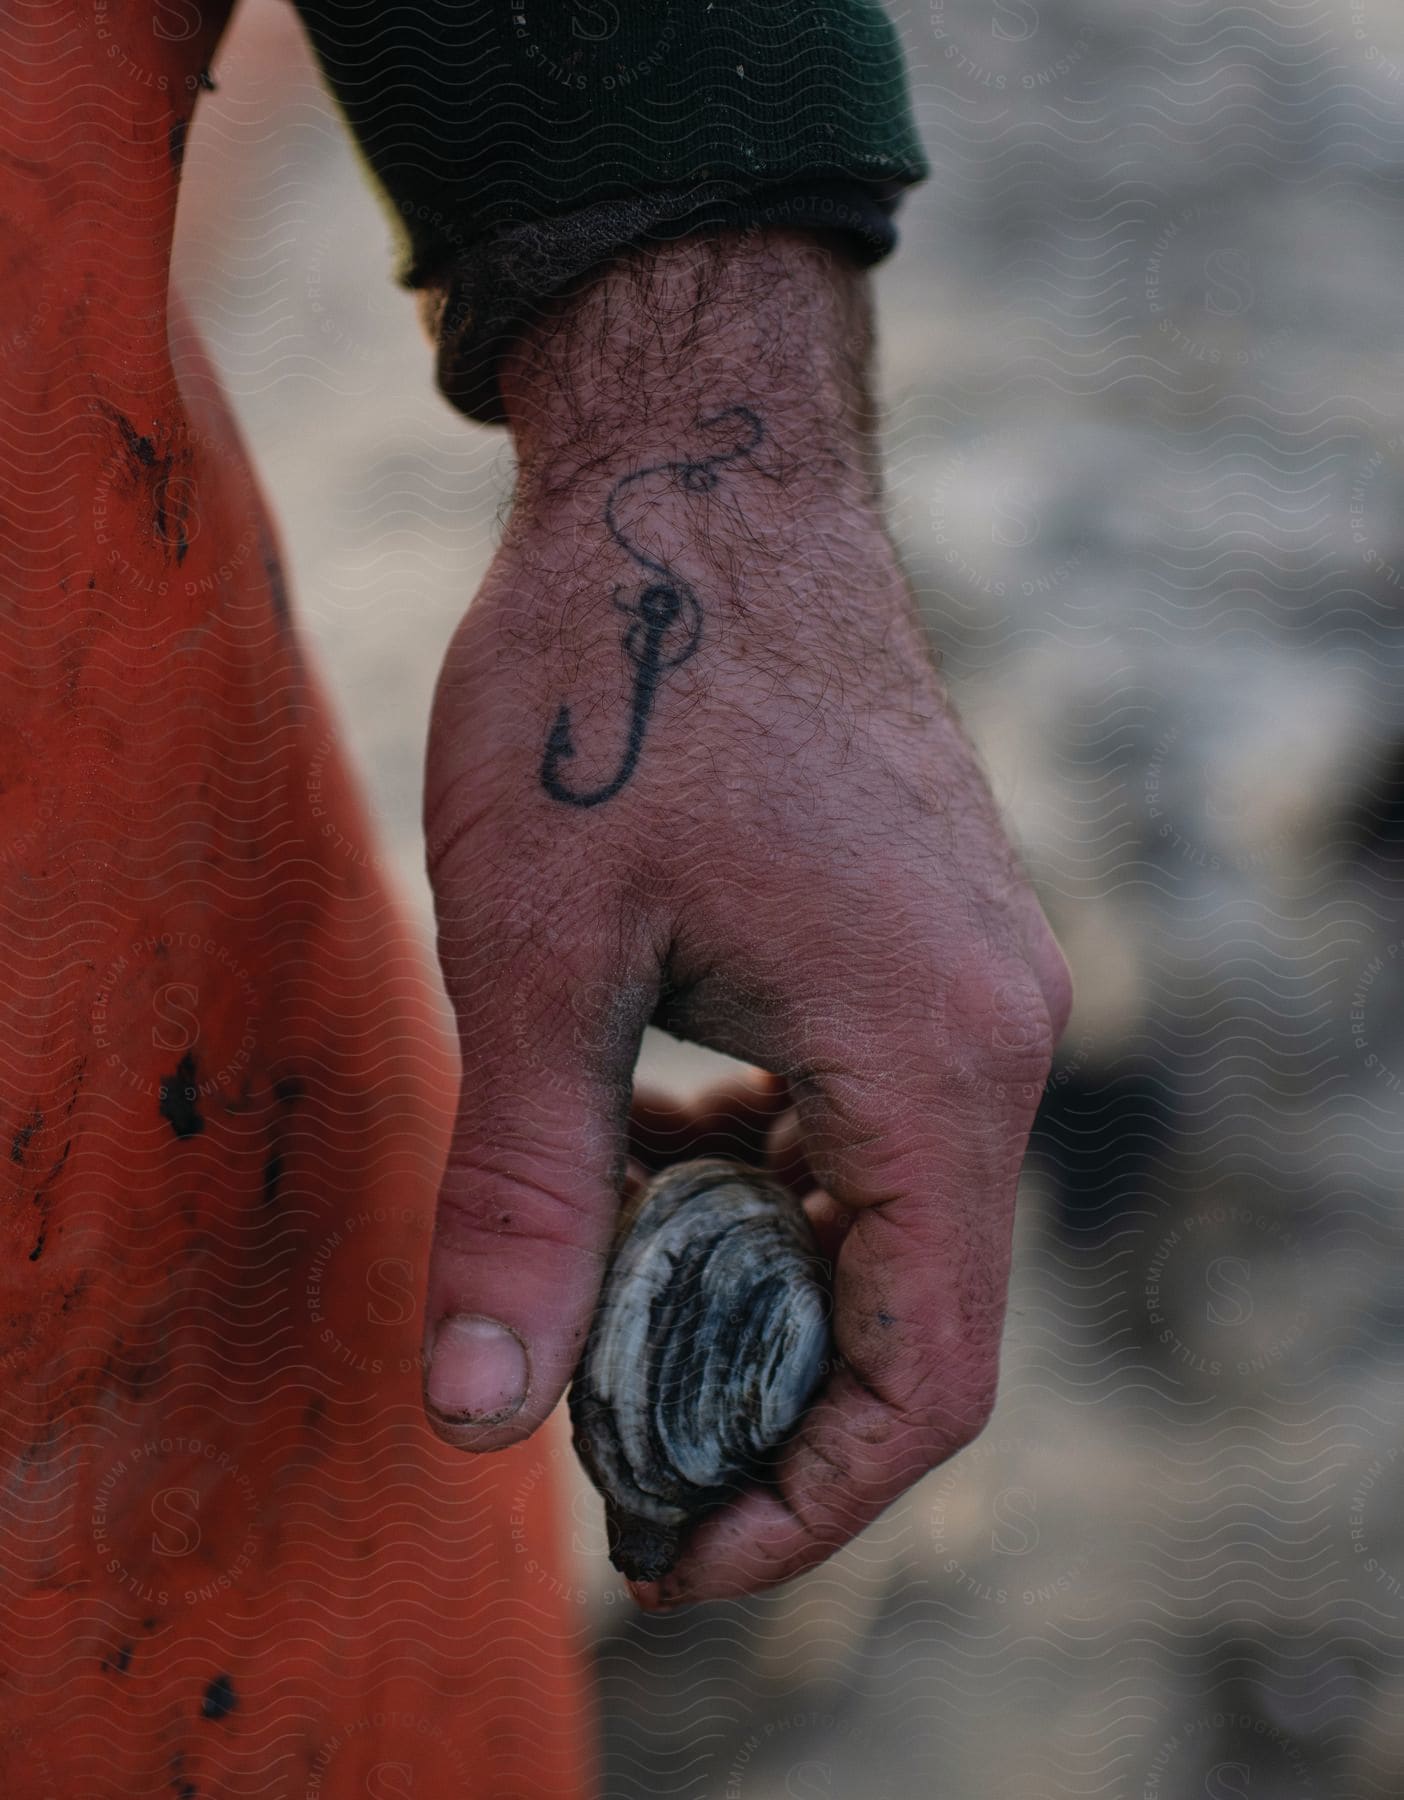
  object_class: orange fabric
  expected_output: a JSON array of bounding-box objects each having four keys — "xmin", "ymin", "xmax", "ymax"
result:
[{"xmin": 0, "ymin": 5, "xmax": 594, "ymax": 1794}]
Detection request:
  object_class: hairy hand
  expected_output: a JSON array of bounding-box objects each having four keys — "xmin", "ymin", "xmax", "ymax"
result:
[{"xmin": 419, "ymin": 232, "xmax": 1071, "ymax": 1602}]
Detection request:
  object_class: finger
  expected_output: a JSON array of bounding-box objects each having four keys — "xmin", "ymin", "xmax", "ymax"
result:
[
  {"xmin": 626, "ymin": 1086, "xmax": 694, "ymax": 1172},
  {"xmin": 628, "ymin": 1069, "xmax": 788, "ymax": 1170},
  {"xmin": 638, "ymin": 954, "xmax": 1055, "ymax": 1605},
  {"xmin": 799, "ymin": 1187, "xmax": 856, "ymax": 1265},
  {"xmin": 764, "ymin": 1101, "xmax": 818, "ymax": 1200},
  {"xmin": 422, "ymin": 866, "xmax": 651, "ymax": 1452}
]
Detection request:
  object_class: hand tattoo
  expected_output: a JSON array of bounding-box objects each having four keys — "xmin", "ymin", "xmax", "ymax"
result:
[{"xmin": 539, "ymin": 406, "xmax": 765, "ymax": 808}]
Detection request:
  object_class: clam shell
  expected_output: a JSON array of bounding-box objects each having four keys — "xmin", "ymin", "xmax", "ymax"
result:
[{"xmin": 569, "ymin": 1157, "xmax": 831, "ymax": 1582}]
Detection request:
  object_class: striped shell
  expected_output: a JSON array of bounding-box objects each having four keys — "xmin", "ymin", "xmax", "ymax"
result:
[{"xmin": 569, "ymin": 1157, "xmax": 831, "ymax": 1582}]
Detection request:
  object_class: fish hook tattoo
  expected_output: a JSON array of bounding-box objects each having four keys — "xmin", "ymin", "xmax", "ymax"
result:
[{"xmin": 539, "ymin": 405, "xmax": 765, "ymax": 808}]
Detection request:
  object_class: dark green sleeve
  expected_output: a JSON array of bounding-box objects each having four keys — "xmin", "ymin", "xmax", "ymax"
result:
[{"xmin": 289, "ymin": 2, "xmax": 929, "ymax": 420}]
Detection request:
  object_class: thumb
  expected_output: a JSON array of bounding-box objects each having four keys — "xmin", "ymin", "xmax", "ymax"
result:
[{"xmin": 421, "ymin": 862, "xmax": 648, "ymax": 1451}]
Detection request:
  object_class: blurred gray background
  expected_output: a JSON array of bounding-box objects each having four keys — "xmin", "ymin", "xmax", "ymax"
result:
[{"xmin": 176, "ymin": 1, "xmax": 1404, "ymax": 1793}]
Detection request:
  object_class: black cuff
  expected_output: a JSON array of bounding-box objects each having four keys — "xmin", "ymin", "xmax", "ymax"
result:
[{"xmin": 418, "ymin": 178, "xmax": 902, "ymax": 427}]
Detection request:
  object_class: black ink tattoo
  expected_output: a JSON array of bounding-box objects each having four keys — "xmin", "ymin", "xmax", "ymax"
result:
[{"xmin": 540, "ymin": 405, "xmax": 765, "ymax": 808}]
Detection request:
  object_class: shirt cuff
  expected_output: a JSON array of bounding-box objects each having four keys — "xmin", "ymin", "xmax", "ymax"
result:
[{"xmin": 419, "ymin": 177, "xmax": 905, "ymax": 425}]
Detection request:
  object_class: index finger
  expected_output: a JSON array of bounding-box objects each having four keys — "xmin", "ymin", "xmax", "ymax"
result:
[{"xmin": 634, "ymin": 957, "xmax": 1055, "ymax": 1605}]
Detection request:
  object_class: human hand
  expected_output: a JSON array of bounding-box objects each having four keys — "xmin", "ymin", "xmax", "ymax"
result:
[{"xmin": 419, "ymin": 231, "xmax": 1071, "ymax": 1603}]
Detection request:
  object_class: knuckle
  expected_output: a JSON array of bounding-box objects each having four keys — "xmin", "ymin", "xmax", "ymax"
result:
[
  {"xmin": 897, "ymin": 956, "xmax": 1055, "ymax": 1107},
  {"xmin": 1029, "ymin": 925, "xmax": 1074, "ymax": 1041},
  {"xmin": 883, "ymin": 1330, "xmax": 1001, "ymax": 1465},
  {"xmin": 435, "ymin": 1155, "xmax": 598, "ymax": 1259},
  {"xmin": 938, "ymin": 1355, "xmax": 1000, "ymax": 1453},
  {"xmin": 961, "ymin": 958, "xmax": 1056, "ymax": 1086}
]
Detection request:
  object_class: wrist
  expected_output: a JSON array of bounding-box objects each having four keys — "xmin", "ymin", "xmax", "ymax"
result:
[{"xmin": 499, "ymin": 231, "xmax": 882, "ymax": 514}]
